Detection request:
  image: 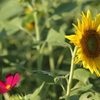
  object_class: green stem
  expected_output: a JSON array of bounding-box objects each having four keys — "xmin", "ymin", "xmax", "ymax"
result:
[
  {"xmin": 38, "ymin": 42, "xmax": 46, "ymax": 70},
  {"xmin": 56, "ymin": 49, "xmax": 66, "ymax": 68},
  {"xmin": 48, "ymin": 45, "xmax": 55, "ymax": 74},
  {"xmin": 3, "ymin": 93, "xmax": 9, "ymax": 100},
  {"xmin": 33, "ymin": 11, "xmax": 40, "ymax": 42},
  {"xmin": 33, "ymin": 10, "xmax": 41, "ymax": 70},
  {"xmin": 65, "ymin": 46, "xmax": 77, "ymax": 100}
]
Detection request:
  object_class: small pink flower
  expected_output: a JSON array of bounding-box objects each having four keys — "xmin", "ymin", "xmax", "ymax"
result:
[{"xmin": 0, "ymin": 73, "xmax": 20, "ymax": 94}]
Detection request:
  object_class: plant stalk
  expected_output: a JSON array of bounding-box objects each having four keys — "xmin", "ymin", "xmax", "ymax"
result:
[
  {"xmin": 65, "ymin": 46, "xmax": 77, "ymax": 100},
  {"xmin": 33, "ymin": 11, "xmax": 40, "ymax": 42},
  {"xmin": 33, "ymin": 10, "xmax": 42, "ymax": 70}
]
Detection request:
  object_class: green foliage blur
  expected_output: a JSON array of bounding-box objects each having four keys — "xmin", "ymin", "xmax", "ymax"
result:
[{"xmin": 0, "ymin": 0, "xmax": 100, "ymax": 100}]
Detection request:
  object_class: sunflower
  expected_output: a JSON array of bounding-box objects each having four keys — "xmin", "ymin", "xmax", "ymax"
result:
[
  {"xmin": 65, "ymin": 10, "xmax": 100, "ymax": 76},
  {"xmin": 25, "ymin": 22, "xmax": 35, "ymax": 31}
]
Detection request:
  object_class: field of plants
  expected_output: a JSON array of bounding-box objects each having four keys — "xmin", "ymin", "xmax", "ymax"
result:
[{"xmin": 0, "ymin": 0, "xmax": 100, "ymax": 100}]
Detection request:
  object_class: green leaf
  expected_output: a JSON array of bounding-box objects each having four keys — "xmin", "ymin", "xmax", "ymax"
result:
[
  {"xmin": 73, "ymin": 81, "xmax": 86, "ymax": 89},
  {"xmin": 25, "ymin": 82, "xmax": 44, "ymax": 100},
  {"xmin": 23, "ymin": 11, "xmax": 35, "ymax": 23},
  {"xmin": 9, "ymin": 94, "xmax": 25, "ymax": 100},
  {"xmin": 70, "ymin": 84, "xmax": 93, "ymax": 96},
  {"xmin": 0, "ymin": 29, "xmax": 7, "ymax": 38},
  {"xmin": 26, "ymin": 95, "xmax": 41, "ymax": 100},
  {"xmin": 54, "ymin": 69, "xmax": 69, "ymax": 75},
  {"xmin": 46, "ymin": 28, "xmax": 65, "ymax": 46},
  {"xmin": 59, "ymin": 95, "xmax": 79, "ymax": 100},
  {"xmin": 0, "ymin": 55, "xmax": 17, "ymax": 63},
  {"xmin": 29, "ymin": 70, "xmax": 55, "ymax": 84},
  {"xmin": 70, "ymin": 95, "xmax": 79, "ymax": 100},
  {"xmin": 4, "ymin": 17, "xmax": 22, "ymax": 35},
  {"xmin": 31, "ymin": 41, "xmax": 42, "ymax": 48},
  {"xmin": 73, "ymin": 68, "xmax": 91, "ymax": 84},
  {"xmin": 11, "ymin": 60, "xmax": 26, "ymax": 68},
  {"xmin": 0, "ymin": 0, "xmax": 24, "ymax": 20},
  {"xmin": 56, "ymin": 40, "xmax": 72, "ymax": 51},
  {"xmin": 54, "ymin": 2, "xmax": 77, "ymax": 14},
  {"xmin": 51, "ymin": 14, "xmax": 62, "ymax": 20},
  {"xmin": 79, "ymin": 92, "xmax": 100, "ymax": 100},
  {"xmin": 31, "ymin": 82, "xmax": 44, "ymax": 99},
  {"xmin": 0, "ymin": 17, "xmax": 22, "ymax": 36}
]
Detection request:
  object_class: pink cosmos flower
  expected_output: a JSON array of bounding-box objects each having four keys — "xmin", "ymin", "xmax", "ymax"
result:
[{"xmin": 0, "ymin": 73, "xmax": 20, "ymax": 94}]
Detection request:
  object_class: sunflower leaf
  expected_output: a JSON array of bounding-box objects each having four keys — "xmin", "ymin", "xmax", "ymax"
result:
[
  {"xmin": 0, "ymin": 0, "xmax": 23, "ymax": 20},
  {"xmin": 46, "ymin": 28, "xmax": 65, "ymax": 46},
  {"xmin": 79, "ymin": 92, "xmax": 100, "ymax": 100},
  {"xmin": 54, "ymin": 2, "xmax": 77, "ymax": 14},
  {"xmin": 25, "ymin": 82, "xmax": 44, "ymax": 100},
  {"xmin": 73, "ymin": 68, "xmax": 91, "ymax": 84},
  {"xmin": 70, "ymin": 84, "xmax": 93, "ymax": 96}
]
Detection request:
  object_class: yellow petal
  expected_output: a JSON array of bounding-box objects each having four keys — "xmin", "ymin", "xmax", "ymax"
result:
[
  {"xmin": 74, "ymin": 48, "xmax": 83, "ymax": 64},
  {"xmin": 73, "ymin": 18, "xmax": 82, "ymax": 31},
  {"xmin": 95, "ymin": 14, "xmax": 100, "ymax": 28},
  {"xmin": 82, "ymin": 57, "xmax": 94, "ymax": 74},
  {"xmin": 87, "ymin": 10, "xmax": 92, "ymax": 29},
  {"xmin": 73, "ymin": 24, "xmax": 83, "ymax": 38},
  {"xmin": 65, "ymin": 35, "xmax": 80, "ymax": 46},
  {"xmin": 97, "ymin": 25, "xmax": 100, "ymax": 33},
  {"xmin": 92, "ymin": 60, "xmax": 100, "ymax": 76},
  {"xmin": 65, "ymin": 35, "xmax": 77, "ymax": 40}
]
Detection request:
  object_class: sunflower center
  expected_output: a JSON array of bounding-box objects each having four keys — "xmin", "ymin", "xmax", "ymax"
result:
[
  {"xmin": 6, "ymin": 85, "xmax": 11, "ymax": 89},
  {"xmin": 81, "ymin": 30, "xmax": 100, "ymax": 58},
  {"xmin": 87, "ymin": 34, "xmax": 98, "ymax": 53}
]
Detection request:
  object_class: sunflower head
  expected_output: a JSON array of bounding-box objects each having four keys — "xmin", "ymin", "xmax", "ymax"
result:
[
  {"xmin": 25, "ymin": 22, "xmax": 35, "ymax": 31},
  {"xmin": 25, "ymin": 7, "xmax": 32, "ymax": 14},
  {"xmin": 65, "ymin": 10, "xmax": 100, "ymax": 76}
]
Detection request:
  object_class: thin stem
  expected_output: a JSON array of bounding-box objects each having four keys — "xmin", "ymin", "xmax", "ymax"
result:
[
  {"xmin": 33, "ymin": 9, "xmax": 41, "ymax": 70},
  {"xmin": 38, "ymin": 42, "xmax": 46, "ymax": 70},
  {"xmin": 3, "ymin": 93, "xmax": 9, "ymax": 100},
  {"xmin": 33, "ymin": 11, "xmax": 40, "ymax": 42},
  {"xmin": 65, "ymin": 46, "xmax": 77, "ymax": 100},
  {"xmin": 48, "ymin": 45, "xmax": 55, "ymax": 74},
  {"xmin": 56, "ymin": 49, "xmax": 66, "ymax": 68},
  {"xmin": 61, "ymin": 84, "xmax": 66, "ymax": 94}
]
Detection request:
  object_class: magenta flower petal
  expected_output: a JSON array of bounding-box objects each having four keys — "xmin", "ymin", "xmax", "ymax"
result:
[
  {"xmin": 0, "ymin": 91, "xmax": 7, "ymax": 94},
  {"xmin": 0, "ymin": 88, "xmax": 8, "ymax": 94},
  {"xmin": 0, "ymin": 80, "xmax": 6, "ymax": 88},
  {"xmin": 11, "ymin": 73, "xmax": 20, "ymax": 87},
  {"xmin": 6, "ymin": 73, "xmax": 13, "ymax": 85},
  {"xmin": 0, "ymin": 73, "xmax": 20, "ymax": 94}
]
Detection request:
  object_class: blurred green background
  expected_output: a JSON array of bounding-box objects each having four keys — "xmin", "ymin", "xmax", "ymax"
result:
[{"xmin": 0, "ymin": 0, "xmax": 100, "ymax": 100}]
